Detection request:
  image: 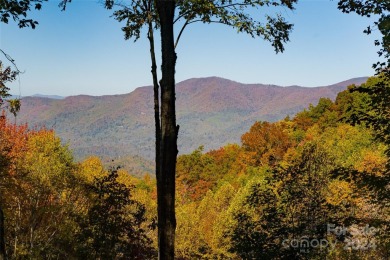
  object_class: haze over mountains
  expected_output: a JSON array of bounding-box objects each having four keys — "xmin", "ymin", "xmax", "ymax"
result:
[{"xmin": 15, "ymin": 76, "xmax": 368, "ymax": 172}]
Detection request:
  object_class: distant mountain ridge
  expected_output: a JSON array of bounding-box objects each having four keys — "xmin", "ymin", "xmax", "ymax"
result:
[
  {"xmin": 14, "ymin": 76, "xmax": 368, "ymax": 166},
  {"xmin": 31, "ymin": 94, "xmax": 65, "ymax": 99}
]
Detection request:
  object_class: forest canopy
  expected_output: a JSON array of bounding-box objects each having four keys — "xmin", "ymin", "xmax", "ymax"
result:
[{"xmin": 0, "ymin": 76, "xmax": 388, "ymax": 259}]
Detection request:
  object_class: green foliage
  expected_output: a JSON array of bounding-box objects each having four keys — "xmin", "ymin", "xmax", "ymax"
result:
[
  {"xmin": 347, "ymin": 75, "xmax": 390, "ymax": 166},
  {"xmin": 176, "ymin": 146, "xmax": 222, "ymax": 201},
  {"xmin": 0, "ymin": 62, "xmax": 15, "ymax": 104},
  {"xmin": 7, "ymin": 98, "xmax": 20, "ymax": 117},
  {"xmin": 0, "ymin": 0, "xmax": 45, "ymax": 28},
  {"xmin": 0, "ymin": 62, "xmax": 21, "ymax": 118},
  {"xmin": 335, "ymin": 85, "xmax": 372, "ymax": 124},
  {"xmin": 292, "ymin": 98, "xmax": 337, "ymax": 133},
  {"xmin": 175, "ymin": 202, "xmax": 201, "ymax": 258},
  {"xmin": 308, "ymin": 97, "xmax": 334, "ymax": 122},
  {"xmin": 197, "ymin": 182, "xmax": 237, "ymax": 258},
  {"xmin": 174, "ymin": 0, "xmax": 297, "ymax": 53},
  {"xmin": 228, "ymin": 177, "xmax": 283, "ymax": 259},
  {"xmin": 293, "ymin": 97, "xmax": 339, "ymax": 130},
  {"xmin": 105, "ymin": 0, "xmax": 298, "ymax": 52}
]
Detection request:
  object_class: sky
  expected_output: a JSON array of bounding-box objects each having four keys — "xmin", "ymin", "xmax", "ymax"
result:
[{"xmin": 0, "ymin": 0, "xmax": 382, "ymax": 96}]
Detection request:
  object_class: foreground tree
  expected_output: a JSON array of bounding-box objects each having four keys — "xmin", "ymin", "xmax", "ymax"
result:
[
  {"xmin": 0, "ymin": 61, "xmax": 21, "ymax": 260},
  {"xmin": 60, "ymin": 0, "xmax": 298, "ymax": 257},
  {"xmin": 114, "ymin": 0, "xmax": 297, "ymax": 258},
  {"xmin": 76, "ymin": 169, "xmax": 155, "ymax": 259},
  {"xmin": 116, "ymin": 0, "xmax": 297, "ymax": 258},
  {"xmin": 345, "ymin": 76, "xmax": 390, "ymax": 209},
  {"xmin": 0, "ymin": 125, "xmax": 78, "ymax": 258},
  {"xmin": 0, "ymin": 0, "xmax": 45, "ymax": 28}
]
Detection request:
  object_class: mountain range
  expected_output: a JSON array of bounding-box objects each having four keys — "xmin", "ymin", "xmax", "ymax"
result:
[{"xmin": 13, "ymin": 76, "xmax": 368, "ymax": 174}]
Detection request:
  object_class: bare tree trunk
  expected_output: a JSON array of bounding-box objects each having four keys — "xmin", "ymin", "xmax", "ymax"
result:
[
  {"xmin": 155, "ymin": 1, "xmax": 177, "ymax": 259},
  {"xmin": 147, "ymin": 20, "xmax": 161, "ymax": 204},
  {"xmin": 0, "ymin": 206, "xmax": 6, "ymax": 260}
]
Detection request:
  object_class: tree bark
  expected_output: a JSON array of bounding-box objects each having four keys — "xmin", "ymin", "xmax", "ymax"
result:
[
  {"xmin": 147, "ymin": 17, "xmax": 161, "ymax": 207},
  {"xmin": 0, "ymin": 206, "xmax": 6, "ymax": 260},
  {"xmin": 155, "ymin": 1, "xmax": 177, "ymax": 259}
]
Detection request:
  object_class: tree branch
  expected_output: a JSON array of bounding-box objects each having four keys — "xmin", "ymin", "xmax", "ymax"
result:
[
  {"xmin": 0, "ymin": 49, "xmax": 22, "ymax": 74},
  {"xmin": 187, "ymin": 19, "xmax": 225, "ymax": 25},
  {"xmin": 175, "ymin": 18, "xmax": 228, "ymax": 49},
  {"xmin": 175, "ymin": 20, "xmax": 189, "ymax": 49}
]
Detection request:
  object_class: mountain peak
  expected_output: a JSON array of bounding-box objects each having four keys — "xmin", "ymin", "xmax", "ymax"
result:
[{"xmin": 177, "ymin": 76, "xmax": 239, "ymax": 87}]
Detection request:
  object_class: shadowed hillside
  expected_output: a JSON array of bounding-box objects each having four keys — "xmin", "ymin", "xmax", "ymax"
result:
[{"xmin": 14, "ymin": 76, "xmax": 368, "ymax": 170}]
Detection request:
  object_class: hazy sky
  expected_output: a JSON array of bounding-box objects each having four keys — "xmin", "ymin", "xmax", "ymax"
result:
[{"xmin": 0, "ymin": 0, "xmax": 381, "ymax": 96}]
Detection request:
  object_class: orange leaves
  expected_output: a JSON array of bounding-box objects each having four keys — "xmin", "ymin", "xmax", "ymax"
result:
[
  {"xmin": 0, "ymin": 113, "xmax": 64, "ymax": 177},
  {"xmin": 0, "ymin": 113, "xmax": 76, "ymax": 197},
  {"xmin": 0, "ymin": 112, "xmax": 29, "ymax": 175},
  {"xmin": 355, "ymin": 149, "xmax": 387, "ymax": 176},
  {"xmin": 0, "ymin": 113, "xmax": 79, "ymax": 258},
  {"xmin": 292, "ymin": 111, "xmax": 313, "ymax": 131},
  {"xmin": 241, "ymin": 121, "xmax": 293, "ymax": 166},
  {"xmin": 190, "ymin": 179, "xmax": 213, "ymax": 201}
]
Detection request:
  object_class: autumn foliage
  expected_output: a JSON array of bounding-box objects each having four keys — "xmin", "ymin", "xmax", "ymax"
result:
[
  {"xmin": 0, "ymin": 76, "xmax": 389, "ymax": 259},
  {"xmin": 0, "ymin": 114, "xmax": 155, "ymax": 259}
]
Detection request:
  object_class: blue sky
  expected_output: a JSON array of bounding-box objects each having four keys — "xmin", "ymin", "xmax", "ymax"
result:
[{"xmin": 0, "ymin": 0, "xmax": 381, "ymax": 96}]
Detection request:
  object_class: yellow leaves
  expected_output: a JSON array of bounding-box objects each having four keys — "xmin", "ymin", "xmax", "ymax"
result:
[
  {"xmin": 175, "ymin": 182, "xmax": 240, "ymax": 258},
  {"xmin": 199, "ymin": 184, "xmax": 235, "ymax": 242},
  {"xmin": 78, "ymin": 156, "xmax": 106, "ymax": 184},
  {"xmin": 303, "ymin": 124, "xmax": 379, "ymax": 170},
  {"xmin": 304, "ymin": 123, "xmax": 321, "ymax": 141},
  {"xmin": 21, "ymin": 129, "xmax": 74, "ymax": 189},
  {"xmin": 325, "ymin": 180, "xmax": 354, "ymax": 206},
  {"xmin": 7, "ymin": 98, "xmax": 21, "ymax": 117},
  {"xmin": 280, "ymin": 147, "xmax": 300, "ymax": 168},
  {"xmin": 355, "ymin": 148, "xmax": 387, "ymax": 176},
  {"xmin": 0, "ymin": 115, "xmax": 86, "ymax": 258},
  {"xmin": 175, "ymin": 202, "xmax": 201, "ymax": 258},
  {"xmin": 117, "ymin": 168, "xmax": 138, "ymax": 187}
]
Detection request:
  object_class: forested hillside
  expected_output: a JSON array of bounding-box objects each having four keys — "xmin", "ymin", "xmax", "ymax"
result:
[
  {"xmin": 0, "ymin": 76, "xmax": 388, "ymax": 259},
  {"xmin": 15, "ymin": 77, "xmax": 367, "ymax": 163}
]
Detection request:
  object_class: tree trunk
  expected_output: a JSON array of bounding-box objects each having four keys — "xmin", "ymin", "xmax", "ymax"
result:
[
  {"xmin": 0, "ymin": 206, "xmax": 6, "ymax": 260},
  {"xmin": 147, "ymin": 18, "xmax": 161, "ymax": 208},
  {"xmin": 155, "ymin": 1, "xmax": 177, "ymax": 259}
]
